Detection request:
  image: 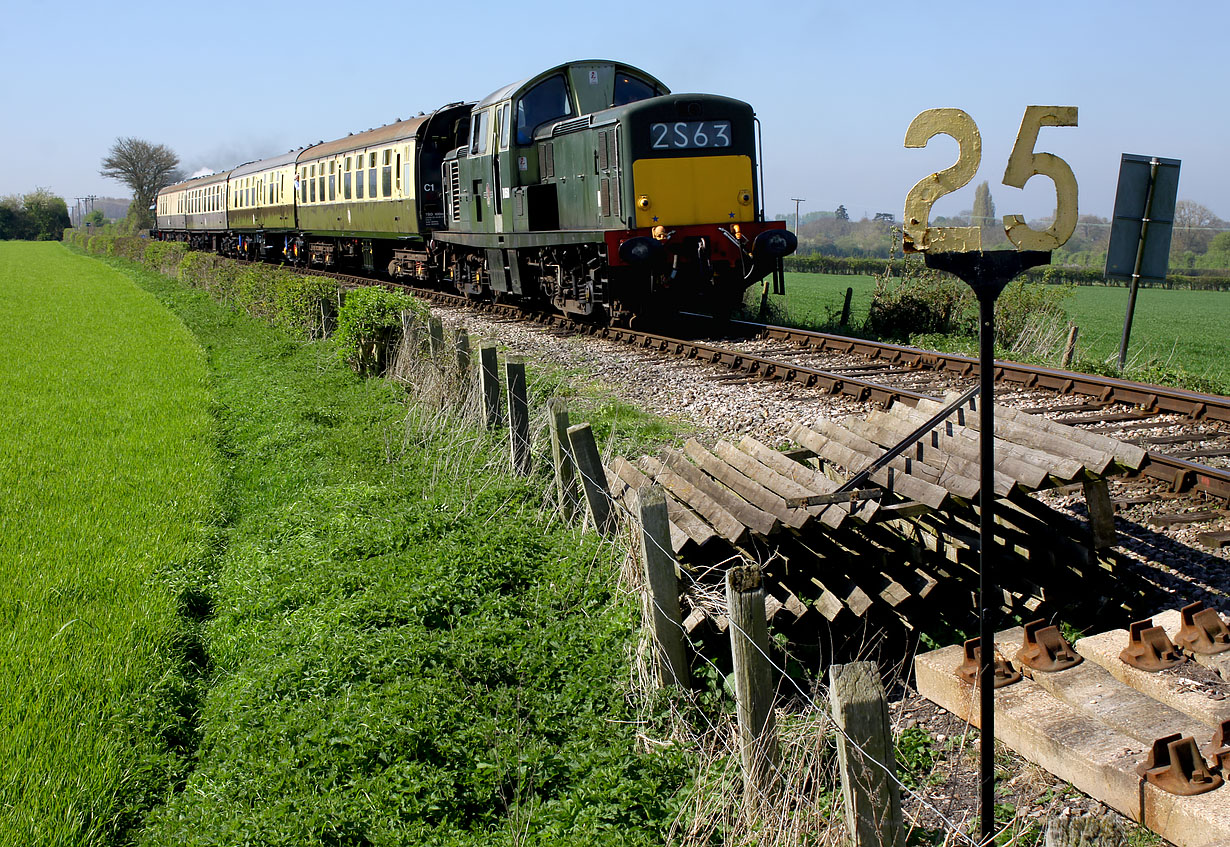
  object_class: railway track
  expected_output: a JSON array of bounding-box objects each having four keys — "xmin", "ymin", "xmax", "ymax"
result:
[
  {"xmin": 279, "ymin": 263, "xmax": 1230, "ymax": 524},
  {"xmin": 382, "ymin": 281, "xmax": 1230, "ymax": 509}
]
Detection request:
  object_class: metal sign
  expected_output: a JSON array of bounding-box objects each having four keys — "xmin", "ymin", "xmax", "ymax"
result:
[{"xmin": 1105, "ymin": 153, "xmax": 1181, "ymax": 283}]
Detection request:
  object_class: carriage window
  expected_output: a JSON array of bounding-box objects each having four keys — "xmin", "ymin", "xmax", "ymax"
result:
[
  {"xmin": 516, "ymin": 75, "xmax": 571, "ymax": 145},
  {"xmin": 356, "ymin": 166, "xmax": 364, "ymax": 199},
  {"xmin": 613, "ymin": 74, "xmax": 660, "ymax": 106},
  {"xmin": 370, "ymin": 167, "xmax": 378, "ymax": 198},
  {"xmin": 344, "ymin": 171, "xmax": 352, "ymax": 200},
  {"xmin": 499, "ymin": 103, "xmax": 511, "ymax": 149}
]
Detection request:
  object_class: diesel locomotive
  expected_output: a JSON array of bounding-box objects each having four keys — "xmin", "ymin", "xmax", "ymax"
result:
[{"xmin": 154, "ymin": 60, "xmax": 796, "ymax": 324}]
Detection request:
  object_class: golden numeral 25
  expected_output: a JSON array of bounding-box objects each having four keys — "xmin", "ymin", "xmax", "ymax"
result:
[{"xmin": 903, "ymin": 106, "xmax": 1078, "ymax": 253}]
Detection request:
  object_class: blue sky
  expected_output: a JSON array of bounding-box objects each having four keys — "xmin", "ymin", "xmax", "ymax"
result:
[{"xmin": 2, "ymin": 0, "xmax": 1225, "ymax": 223}]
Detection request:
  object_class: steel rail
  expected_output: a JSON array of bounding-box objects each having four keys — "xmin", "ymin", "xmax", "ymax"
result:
[
  {"xmin": 732, "ymin": 320, "xmax": 1230, "ymax": 424},
  {"xmin": 403, "ymin": 286, "xmax": 938, "ymax": 407}
]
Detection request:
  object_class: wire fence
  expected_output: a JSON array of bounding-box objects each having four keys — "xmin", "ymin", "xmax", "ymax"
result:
[{"xmin": 392, "ymin": 317, "xmax": 995, "ymax": 846}]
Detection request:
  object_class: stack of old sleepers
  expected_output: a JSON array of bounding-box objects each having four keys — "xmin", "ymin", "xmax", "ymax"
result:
[{"xmin": 604, "ymin": 393, "xmax": 1159, "ymax": 636}]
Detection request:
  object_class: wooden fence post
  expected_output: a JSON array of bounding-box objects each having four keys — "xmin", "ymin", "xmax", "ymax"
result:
[
  {"xmin": 454, "ymin": 328, "xmax": 471, "ymax": 377},
  {"xmin": 1062, "ymin": 324, "xmax": 1079, "ymax": 368},
  {"xmin": 547, "ymin": 398, "xmax": 580, "ymax": 521},
  {"xmin": 829, "ymin": 661, "xmax": 903, "ymax": 847},
  {"xmin": 638, "ymin": 485, "xmax": 689, "ymax": 688},
  {"xmin": 726, "ymin": 565, "xmax": 780, "ymax": 809},
  {"xmin": 478, "ymin": 346, "xmax": 500, "ymax": 429},
  {"xmin": 428, "ymin": 316, "xmax": 445, "ymax": 358},
  {"xmin": 566, "ymin": 423, "xmax": 614, "ymax": 536},
  {"xmin": 841, "ymin": 286, "xmax": 854, "ymax": 326},
  {"xmin": 506, "ymin": 357, "xmax": 531, "ymax": 475}
]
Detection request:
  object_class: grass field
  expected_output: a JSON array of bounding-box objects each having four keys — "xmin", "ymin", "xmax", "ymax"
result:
[
  {"xmin": 752, "ymin": 271, "xmax": 1230, "ymax": 390},
  {"xmin": 110, "ymin": 256, "xmax": 688, "ymax": 844},
  {"xmin": 0, "ymin": 243, "xmax": 220, "ymax": 843}
]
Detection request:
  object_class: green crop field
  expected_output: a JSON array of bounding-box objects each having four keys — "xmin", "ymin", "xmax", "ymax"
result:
[
  {"xmin": 1058, "ymin": 286, "xmax": 1230, "ymax": 383},
  {"xmin": 752, "ymin": 271, "xmax": 1230, "ymax": 389},
  {"xmin": 0, "ymin": 243, "xmax": 220, "ymax": 843}
]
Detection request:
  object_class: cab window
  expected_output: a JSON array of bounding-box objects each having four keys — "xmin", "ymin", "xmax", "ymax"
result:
[
  {"xmin": 613, "ymin": 73, "xmax": 660, "ymax": 106},
  {"xmin": 515, "ymin": 75, "xmax": 571, "ymax": 145},
  {"xmin": 471, "ymin": 109, "xmax": 490, "ymax": 155}
]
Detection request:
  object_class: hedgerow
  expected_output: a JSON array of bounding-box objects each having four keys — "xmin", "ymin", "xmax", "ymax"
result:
[
  {"xmin": 69, "ymin": 235, "xmax": 339, "ymax": 343},
  {"xmin": 333, "ymin": 285, "xmax": 425, "ymax": 374}
]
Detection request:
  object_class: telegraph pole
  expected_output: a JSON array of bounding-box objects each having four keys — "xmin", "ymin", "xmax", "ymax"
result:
[{"xmin": 791, "ymin": 197, "xmax": 805, "ymax": 233}]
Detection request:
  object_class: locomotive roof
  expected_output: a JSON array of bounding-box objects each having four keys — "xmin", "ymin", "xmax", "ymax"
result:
[{"xmin": 474, "ymin": 59, "xmax": 668, "ymax": 109}]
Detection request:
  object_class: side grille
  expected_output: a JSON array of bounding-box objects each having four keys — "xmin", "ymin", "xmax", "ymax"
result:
[
  {"xmin": 538, "ymin": 142, "xmax": 555, "ymax": 179},
  {"xmin": 552, "ymin": 117, "xmax": 590, "ymax": 136},
  {"xmin": 447, "ymin": 161, "xmax": 461, "ymax": 222}
]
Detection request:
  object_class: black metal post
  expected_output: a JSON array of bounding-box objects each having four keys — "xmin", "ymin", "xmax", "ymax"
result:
[
  {"xmin": 1117, "ymin": 157, "xmax": 1159, "ymax": 371},
  {"xmin": 924, "ymin": 249, "xmax": 1050, "ymax": 845},
  {"xmin": 977, "ymin": 288, "xmax": 996, "ymax": 843}
]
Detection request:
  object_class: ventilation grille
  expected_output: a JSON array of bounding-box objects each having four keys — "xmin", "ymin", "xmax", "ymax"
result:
[
  {"xmin": 448, "ymin": 161, "xmax": 461, "ymax": 222},
  {"xmin": 552, "ymin": 117, "xmax": 590, "ymax": 136}
]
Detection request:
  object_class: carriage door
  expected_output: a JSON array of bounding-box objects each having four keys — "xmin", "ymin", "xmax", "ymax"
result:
[{"xmin": 492, "ymin": 102, "xmax": 511, "ymax": 231}]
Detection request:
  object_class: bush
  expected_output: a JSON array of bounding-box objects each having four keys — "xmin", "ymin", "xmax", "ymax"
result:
[
  {"xmin": 863, "ymin": 261, "xmax": 1072, "ymax": 352},
  {"xmin": 143, "ymin": 241, "xmax": 188, "ymax": 277},
  {"xmin": 332, "ymin": 286, "xmax": 424, "ymax": 375},
  {"xmin": 864, "ymin": 268, "xmax": 971, "ymax": 340},
  {"xmin": 994, "ymin": 278, "xmax": 1072, "ymax": 350}
]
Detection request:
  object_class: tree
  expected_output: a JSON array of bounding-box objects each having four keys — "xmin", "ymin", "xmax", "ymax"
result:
[
  {"xmin": 1171, "ymin": 200, "xmax": 1225, "ymax": 257},
  {"xmin": 0, "ymin": 196, "xmax": 21, "ymax": 240},
  {"xmin": 0, "ymin": 190, "xmax": 71, "ymax": 241},
  {"xmin": 972, "ymin": 181, "xmax": 996, "ymax": 228},
  {"xmin": 85, "ymin": 209, "xmax": 106, "ymax": 227},
  {"xmin": 834, "ymin": 204, "xmax": 849, "ymax": 221},
  {"xmin": 1198, "ymin": 231, "xmax": 1230, "ymax": 270},
  {"xmin": 21, "ymin": 189, "xmax": 70, "ymax": 240},
  {"xmin": 100, "ymin": 137, "xmax": 181, "ymax": 230}
]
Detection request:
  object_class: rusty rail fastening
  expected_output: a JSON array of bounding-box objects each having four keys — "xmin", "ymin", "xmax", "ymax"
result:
[
  {"xmin": 1016, "ymin": 620, "xmax": 1083, "ymax": 673},
  {"xmin": 1138, "ymin": 733, "xmax": 1223, "ymax": 796},
  {"xmin": 1175, "ymin": 601, "xmax": 1230, "ymax": 655},
  {"xmin": 1120, "ymin": 620, "xmax": 1183, "ymax": 671}
]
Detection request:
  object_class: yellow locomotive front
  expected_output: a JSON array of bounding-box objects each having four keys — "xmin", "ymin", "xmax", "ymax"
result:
[{"xmin": 604, "ymin": 93, "xmax": 796, "ymax": 319}]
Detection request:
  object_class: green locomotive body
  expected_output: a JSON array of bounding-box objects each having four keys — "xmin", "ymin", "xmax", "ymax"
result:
[{"xmin": 434, "ymin": 60, "xmax": 794, "ymax": 322}]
